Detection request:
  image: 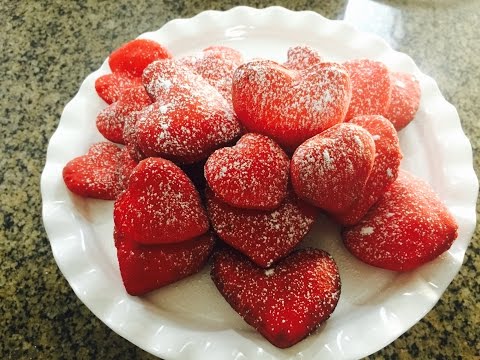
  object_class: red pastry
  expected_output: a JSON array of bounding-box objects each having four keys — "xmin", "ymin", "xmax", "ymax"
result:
[
  {"xmin": 232, "ymin": 60, "xmax": 352, "ymax": 151},
  {"xmin": 95, "ymin": 73, "xmax": 142, "ymax": 105},
  {"xmin": 211, "ymin": 248, "xmax": 341, "ymax": 348},
  {"xmin": 284, "ymin": 45, "xmax": 323, "ymax": 71},
  {"xmin": 206, "ymin": 189, "xmax": 317, "ymax": 268},
  {"xmin": 178, "ymin": 46, "xmax": 244, "ymax": 102},
  {"xmin": 63, "ymin": 142, "xmax": 127, "ymax": 200},
  {"xmin": 116, "ymin": 147, "xmax": 138, "ymax": 191},
  {"xmin": 344, "ymin": 59, "xmax": 392, "ymax": 120},
  {"xmin": 205, "ymin": 133, "xmax": 290, "ymax": 210},
  {"xmin": 343, "ymin": 170, "xmax": 458, "ymax": 271},
  {"xmin": 202, "ymin": 45, "xmax": 243, "ymax": 63},
  {"xmin": 115, "ymin": 229, "xmax": 214, "ymax": 296},
  {"xmin": 384, "ymin": 72, "xmax": 421, "ymax": 131},
  {"xmin": 95, "ymin": 39, "xmax": 172, "ymax": 104},
  {"xmin": 333, "ymin": 115, "xmax": 402, "ymax": 225},
  {"xmin": 114, "ymin": 157, "xmax": 209, "ymax": 245},
  {"xmin": 291, "ymin": 123, "xmax": 375, "ymax": 213},
  {"xmin": 122, "ymin": 110, "xmax": 146, "ymax": 161},
  {"xmin": 108, "ymin": 38, "xmax": 173, "ymax": 78},
  {"xmin": 96, "ymin": 86, "xmax": 153, "ymax": 144},
  {"xmin": 137, "ymin": 59, "xmax": 241, "ymax": 164}
]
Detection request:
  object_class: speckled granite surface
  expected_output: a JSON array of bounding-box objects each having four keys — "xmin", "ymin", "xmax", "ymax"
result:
[{"xmin": 1, "ymin": 0, "xmax": 478, "ymax": 359}]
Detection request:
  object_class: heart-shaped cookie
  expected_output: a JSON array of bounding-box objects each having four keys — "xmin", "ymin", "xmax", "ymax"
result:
[
  {"xmin": 94, "ymin": 39, "xmax": 172, "ymax": 104},
  {"xmin": 114, "ymin": 157, "xmax": 209, "ymax": 245},
  {"xmin": 343, "ymin": 170, "xmax": 458, "ymax": 271},
  {"xmin": 122, "ymin": 110, "xmax": 145, "ymax": 161},
  {"xmin": 178, "ymin": 46, "xmax": 244, "ymax": 102},
  {"xmin": 291, "ymin": 123, "xmax": 376, "ymax": 213},
  {"xmin": 284, "ymin": 45, "xmax": 323, "ymax": 71},
  {"xmin": 344, "ymin": 59, "xmax": 392, "ymax": 121},
  {"xmin": 116, "ymin": 147, "xmax": 138, "ymax": 192},
  {"xmin": 334, "ymin": 115, "xmax": 402, "ymax": 225},
  {"xmin": 63, "ymin": 142, "xmax": 133, "ymax": 200},
  {"xmin": 205, "ymin": 133, "xmax": 290, "ymax": 210},
  {"xmin": 96, "ymin": 86, "xmax": 153, "ymax": 144},
  {"xmin": 95, "ymin": 73, "xmax": 142, "ymax": 105},
  {"xmin": 211, "ymin": 248, "xmax": 341, "ymax": 348},
  {"xmin": 115, "ymin": 229, "xmax": 214, "ymax": 295},
  {"xmin": 384, "ymin": 72, "xmax": 421, "ymax": 131},
  {"xmin": 136, "ymin": 59, "xmax": 241, "ymax": 164},
  {"xmin": 108, "ymin": 39, "xmax": 172, "ymax": 78},
  {"xmin": 206, "ymin": 189, "xmax": 317, "ymax": 267},
  {"xmin": 232, "ymin": 60, "xmax": 352, "ymax": 150}
]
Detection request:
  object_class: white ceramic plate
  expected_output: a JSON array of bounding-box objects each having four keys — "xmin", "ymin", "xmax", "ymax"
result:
[{"xmin": 41, "ymin": 6, "xmax": 478, "ymax": 360}]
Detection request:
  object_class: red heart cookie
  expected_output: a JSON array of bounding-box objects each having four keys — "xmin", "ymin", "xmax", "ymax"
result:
[
  {"xmin": 343, "ymin": 170, "xmax": 458, "ymax": 271},
  {"xmin": 333, "ymin": 115, "xmax": 402, "ymax": 225},
  {"xmin": 116, "ymin": 146, "xmax": 138, "ymax": 192},
  {"xmin": 114, "ymin": 157, "xmax": 209, "ymax": 245},
  {"xmin": 291, "ymin": 123, "xmax": 376, "ymax": 213},
  {"xmin": 63, "ymin": 142, "xmax": 124, "ymax": 200},
  {"xmin": 284, "ymin": 45, "xmax": 323, "ymax": 71},
  {"xmin": 202, "ymin": 45, "xmax": 244, "ymax": 63},
  {"xmin": 96, "ymin": 86, "xmax": 153, "ymax": 144},
  {"xmin": 232, "ymin": 60, "xmax": 352, "ymax": 150},
  {"xmin": 344, "ymin": 59, "xmax": 392, "ymax": 121},
  {"xmin": 94, "ymin": 39, "xmax": 171, "ymax": 104},
  {"xmin": 384, "ymin": 72, "xmax": 421, "ymax": 131},
  {"xmin": 178, "ymin": 46, "xmax": 244, "ymax": 102},
  {"xmin": 108, "ymin": 39, "xmax": 172, "ymax": 78},
  {"xmin": 206, "ymin": 189, "xmax": 317, "ymax": 268},
  {"xmin": 95, "ymin": 73, "xmax": 142, "ymax": 105},
  {"xmin": 122, "ymin": 110, "xmax": 146, "ymax": 161},
  {"xmin": 142, "ymin": 58, "xmax": 214, "ymax": 100},
  {"xmin": 205, "ymin": 133, "xmax": 290, "ymax": 210},
  {"xmin": 137, "ymin": 59, "xmax": 241, "ymax": 164},
  {"xmin": 211, "ymin": 247, "xmax": 341, "ymax": 348},
  {"xmin": 115, "ymin": 229, "xmax": 214, "ymax": 295}
]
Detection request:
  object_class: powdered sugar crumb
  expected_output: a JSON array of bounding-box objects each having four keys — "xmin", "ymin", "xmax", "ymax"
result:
[
  {"xmin": 360, "ymin": 226, "xmax": 374, "ymax": 235},
  {"xmin": 264, "ymin": 269, "xmax": 275, "ymax": 277},
  {"xmin": 323, "ymin": 149, "xmax": 333, "ymax": 168}
]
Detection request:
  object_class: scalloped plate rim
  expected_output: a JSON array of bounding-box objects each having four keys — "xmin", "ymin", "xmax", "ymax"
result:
[{"xmin": 41, "ymin": 6, "xmax": 478, "ymax": 360}]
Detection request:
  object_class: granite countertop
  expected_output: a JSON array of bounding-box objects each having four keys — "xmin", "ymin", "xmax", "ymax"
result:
[{"xmin": 1, "ymin": 0, "xmax": 478, "ymax": 359}]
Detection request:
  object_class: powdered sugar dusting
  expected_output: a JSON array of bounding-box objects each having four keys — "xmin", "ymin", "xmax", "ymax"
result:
[
  {"xmin": 291, "ymin": 123, "xmax": 375, "ymax": 213},
  {"xmin": 284, "ymin": 45, "xmax": 323, "ymax": 71},
  {"xmin": 360, "ymin": 226, "xmax": 374, "ymax": 235},
  {"xmin": 344, "ymin": 59, "xmax": 392, "ymax": 121},
  {"xmin": 177, "ymin": 46, "xmax": 244, "ymax": 103},
  {"xmin": 343, "ymin": 170, "xmax": 458, "ymax": 271},
  {"xmin": 334, "ymin": 115, "xmax": 402, "ymax": 225},
  {"xmin": 207, "ymin": 190, "xmax": 317, "ymax": 268},
  {"xmin": 211, "ymin": 248, "xmax": 341, "ymax": 348},
  {"xmin": 116, "ymin": 231, "xmax": 214, "ymax": 295},
  {"xmin": 384, "ymin": 72, "xmax": 421, "ymax": 131},
  {"xmin": 232, "ymin": 60, "xmax": 352, "ymax": 150},
  {"xmin": 264, "ymin": 268, "xmax": 275, "ymax": 277},
  {"xmin": 159, "ymin": 78, "xmax": 172, "ymax": 90},
  {"xmin": 137, "ymin": 59, "xmax": 242, "ymax": 164},
  {"xmin": 63, "ymin": 142, "xmax": 125, "ymax": 200},
  {"xmin": 204, "ymin": 133, "xmax": 289, "ymax": 210},
  {"xmin": 95, "ymin": 73, "xmax": 142, "ymax": 105},
  {"xmin": 114, "ymin": 157, "xmax": 209, "ymax": 244},
  {"xmin": 322, "ymin": 149, "xmax": 333, "ymax": 168},
  {"xmin": 96, "ymin": 86, "xmax": 153, "ymax": 144}
]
